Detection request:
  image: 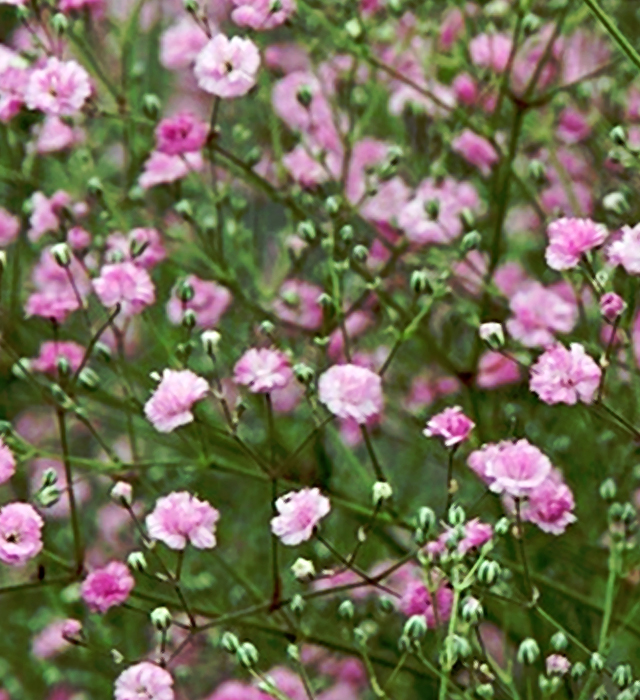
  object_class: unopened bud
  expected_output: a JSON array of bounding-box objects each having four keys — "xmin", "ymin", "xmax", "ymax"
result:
[
  {"xmin": 338, "ymin": 600, "xmax": 355, "ymax": 621},
  {"xmin": 201, "ymin": 330, "xmax": 221, "ymax": 355},
  {"xmin": 290, "ymin": 594, "xmax": 305, "ymax": 615},
  {"xmin": 127, "ymin": 551, "xmax": 147, "ymax": 572},
  {"xmin": 527, "ymin": 159, "xmax": 546, "ymax": 182},
  {"xmin": 522, "ymin": 12, "xmax": 541, "ymax": 35},
  {"xmin": 613, "ymin": 664, "xmax": 633, "ymax": 689},
  {"xmin": 38, "ymin": 485, "xmax": 61, "ymax": 508},
  {"xmin": 610, "ymin": 125, "xmax": 627, "ymax": 147},
  {"xmin": 550, "ymin": 631, "xmax": 568, "ymax": 652},
  {"xmin": 345, "ymin": 17, "xmax": 363, "ymax": 39},
  {"xmin": 174, "ymin": 199, "xmax": 194, "ymax": 219},
  {"xmin": 494, "ymin": 517, "xmax": 510, "ymax": 536},
  {"xmin": 417, "ymin": 506, "xmax": 436, "ymax": 532},
  {"xmin": 291, "ymin": 557, "xmax": 315, "ymax": 581},
  {"xmin": 325, "ymin": 196, "xmax": 341, "ymax": 215},
  {"xmin": 476, "ymin": 683, "xmax": 495, "ymax": 698},
  {"xmin": 111, "ymin": 649, "xmax": 124, "ymax": 664},
  {"xmin": 448, "ymin": 503, "xmax": 465, "ymax": 527},
  {"xmin": 571, "ymin": 662, "xmax": 586, "ymax": 680},
  {"xmin": 42, "ymin": 468, "xmax": 58, "ymax": 488},
  {"xmin": 236, "ymin": 642, "xmax": 259, "ymax": 668},
  {"xmin": 339, "ymin": 225, "xmax": 354, "ymax": 243},
  {"xmin": 479, "ymin": 322, "xmax": 505, "ymax": 350},
  {"xmin": 296, "ymin": 85, "xmax": 313, "ymax": 108},
  {"xmin": 150, "ymin": 607, "xmax": 172, "ymax": 631},
  {"xmin": 110, "ymin": 481, "xmax": 133, "ymax": 507},
  {"xmin": 403, "ymin": 614, "xmax": 427, "ymax": 640},
  {"xmin": 51, "ymin": 243, "xmax": 72, "ymax": 268},
  {"xmin": 182, "ymin": 309, "xmax": 197, "ymax": 329},
  {"xmin": 461, "ymin": 596, "xmax": 483, "ymax": 624},
  {"xmin": 78, "ymin": 368, "xmax": 100, "ymax": 391},
  {"xmin": 372, "ymin": 481, "xmax": 393, "ymax": 505},
  {"xmin": 87, "ymin": 176, "xmax": 103, "ymax": 196},
  {"xmin": 297, "ymin": 220, "xmax": 316, "ymax": 242},
  {"xmin": 221, "ymin": 631, "xmax": 240, "ymax": 653},
  {"xmin": 600, "ymin": 478, "xmax": 617, "ymax": 501},
  {"xmin": 478, "ymin": 560, "xmax": 501, "ymax": 586},
  {"xmin": 183, "ymin": 0, "xmax": 199, "ymax": 11},
  {"xmin": 286, "ymin": 644, "xmax": 300, "ymax": 662},
  {"xmin": 410, "ymin": 269, "xmax": 431, "ymax": 295},
  {"xmin": 459, "ymin": 230, "xmax": 482, "ymax": 254},
  {"xmin": 589, "ymin": 652, "xmax": 605, "ymax": 672},
  {"xmin": 293, "ymin": 363, "xmax": 314, "ymax": 385},
  {"xmin": 517, "ymin": 638, "xmax": 540, "ymax": 665},
  {"xmin": 142, "ymin": 93, "xmax": 161, "ymax": 120},
  {"xmin": 177, "ymin": 280, "xmax": 195, "ymax": 303},
  {"xmin": 352, "ymin": 244, "xmax": 368, "ymax": 263},
  {"xmin": 51, "ymin": 12, "xmax": 69, "ymax": 34},
  {"xmin": 603, "ymin": 191, "xmax": 630, "ymax": 215}
]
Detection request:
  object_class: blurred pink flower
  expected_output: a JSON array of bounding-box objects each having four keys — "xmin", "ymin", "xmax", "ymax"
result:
[
  {"xmin": 476, "ymin": 351, "xmax": 521, "ymax": 389},
  {"xmin": 608, "ymin": 224, "xmax": 640, "ymax": 275},
  {"xmin": 35, "ymin": 116, "xmax": 79, "ymax": 154},
  {"xmin": 600, "ymin": 292, "xmax": 626, "ymax": 322},
  {"xmin": 32, "ymin": 619, "xmax": 81, "ymax": 659},
  {"xmin": 318, "ymin": 363, "xmax": 383, "ymax": 424},
  {"xmin": 106, "ymin": 228, "xmax": 166, "ymax": 269},
  {"xmin": 530, "ymin": 343, "xmax": 601, "ymax": 405},
  {"xmin": 81, "ymin": 561, "xmax": 134, "ymax": 613},
  {"xmin": 146, "ymin": 491, "xmax": 220, "ymax": 550},
  {"xmin": 144, "ymin": 369, "xmax": 209, "ymax": 433},
  {"xmin": 399, "ymin": 575, "xmax": 454, "ymax": 628},
  {"xmin": 469, "ymin": 33, "xmax": 513, "ymax": 73},
  {"xmin": 234, "ymin": 347, "xmax": 293, "ymax": 393},
  {"xmin": 160, "ymin": 18, "xmax": 208, "ymax": 71},
  {"xmin": 271, "ymin": 487, "xmax": 331, "ymax": 545},
  {"xmin": 0, "ymin": 502, "xmax": 44, "ymax": 565},
  {"xmin": 93, "ymin": 261, "xmax": 155, "ymax": 316},
  {"xmin": 0, "ymin": 438, "xmax": 15, "ymax": 484},
  {"xmin": 167, "ymin": 275, "xmax": 231, "ymax": 328},
  {"xmin": 28, "ymin": 190, "xmax": 70, "ymax": 242},
  {"xmin": 546, "ymin": 653, "xmax": 571, "ymax": 676},
  {"xmin": 0, "ymin": 207, "xmax": 19, "ymax": 246},
  {"xmin": 138, "ymin": 150, "xmax": 203, "ymax": 189},
  {"xmin": 194, "ymin": 34, "xmax": 260, "ymax": 98},
  {"xmin": 452, "ymin": 129, "xmax": 499, "ymax": 176},
  {"xmin": 231, "ymin": 0, "xmax": 296, "ymax": 30},
  {"xmin": 273, "ymin": 279, "xmax": 323, "ymax": 330},
  {"xmin": 114, "ymin": 662, "xmax": 174, "ymax": 700},
  {"xmin": 31, "ymin": 340, "xmax": 85, "ymax": 375}
]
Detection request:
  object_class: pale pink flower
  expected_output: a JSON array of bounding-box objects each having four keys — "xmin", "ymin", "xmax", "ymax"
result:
[
  {"xmin": 556, "ymin": 107, "xmax": 591, "ymax": 144},
  {"xmin": 439, "ymin": 7, "xmax": 465, "ymax": 50},
  {"xmin": 608, "ymin": 223, "xmax": 640, "ymax": 275},
  {"xmin": 32, "ymin": 619, "xmax": 81, "ymax": 659},
  {"xmin": 507, "ymin": 282, "xmax": 577, "ymax": 348},
  {"xmin": 155, "ymin": 111, "xmax": 208, "ymax": 156},
  {"xmin": 270, "ymin": 487, "xmax": 331, "ymax": 545},
  {"xmin": 34, "ymin": 115, "xmax": 78, "ymax": 153},
  {"xmin": 0, "ymin": 206, "xmax": 19, "ymax": 245},
  {"xmin": 545, "ymin": 217, "xmax": 607, "ymax": 270},
  {"xmin": 160, "ymin": 18, "xmax": 208, "ymax": 71},
  {"xmin": 205, "ymin": 681, "xmax": 265, "ymax": 700},
  {"xmin": 144, "ymin": 369, "xmax": 209, "ymax": 433},
  {"xmin": 194, "ymin": 34, "xmax": 260, "ymax": 98},
  {"xmin": 476, "ymin": 351, "xmax": 521, "ymax": 389},
  {"xmin": 399, "ymin": 575, "xmax": 454, "ymax": 628},
  {"xmin": 264, "ymin": 43, "xmax": 310, "ymax": 73},
  {"xmin": 93, "ymin": 261, "xmax": 155, "ymax": 316},
  {"xmin": 423, "ymin": 406, "xmax": 474, "ymax": 447},
  {"xmin": 233, "ymin": 348, "xmax": 293, "ymax": 393},
  {"xmin": 484, "ymin": 439, "xmax": 552, "ymax": 498},
  {"xmin": 469, "ymin": 33, "xmax": 513, "ymax": 73},
  {"xmin": 146, "ymin": 491, "xmax": 220, "ymax": 550},
  {"xmin": 530, "ymin": 343, "xmax": 601, "ymax": 405},
  {"xmin": 138, "ymin": 150, "xmax": 203, "ymax": 189},
  {"xmin": 328, "ymin": 310, "xmax": 373, "ymax": 360},
  {"xmin": 31, "ymin": 340, "xmax": 85, "ymax": 375},
  {"xmin": 452, "ymin": 129, "xmax": 499, "ymax": 176},
  {"xmin": 259, "ymin": 667, "xmax": 306, "ymax": 700},
  {"xmin": 318, "ymin": 364, "xmax": 383, "ymax": 424},
  {"xmin": 546, "ymin": 654, "xmax": 571, "ymax": 676},
  {"xmin": 0, "ymin": 502, "xmax": 44, "ymax": 565},
  {"xmin": 231, "ymin": 0, "xmax": 296, "ymax": 30},
  {"xmin": 28, "ymin": 190, "xmax": 71, "ymax": 242},
  {"xmin": 467, "ymin": 442, "xmax": 505, "ymax": 486},
  {"xmin": 273, "ymin": 279, "xmax": 323, "ymax": 330},
  {"xmin": 282, "ymin": 145, "xmax": 333, "ymax": 188},
  {"xmin": 600, "ymin": 292, "xmax": 626, "ymax": 321},
  {"xmin": 0, "ymin": 437, "xmax": 15, "ymax": 484},
  {"xmin": 25, "ymin": 58, "xmax": 91, "ymax": 116},
  {"xmin": 166, "ymin": 275, "xmax": 232, "ymax": 328},
  {"xmin": 0, "ymin": 64, "xmax": 29, "ymax": 122},
  {"xmin": 521, "ymin": 470, "xmax": 576, "ymax": 535},
  {"xmin": 114, "ymin": 662, "xmax": 174, "ymax": 700},
  {"xmin": 81, "ymin": 561, "xmax": 134, "ymax": 613},
  {"xmin": 457, "ymin": 518, "xmax": 493, "ymax": 555},
  {"xmin": 67, "ymin": 226, "xmax": 91, "ymax": 250},
  {"xmin": 105, "ymin": 228, "xmax": 166, "ymax": 269}
]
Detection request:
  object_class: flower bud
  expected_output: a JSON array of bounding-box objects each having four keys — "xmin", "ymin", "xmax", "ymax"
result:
[
  {"xmin": 372, "ymin": 481, "xmax": 393, "ymax": 505},
  {"xmin": 522, "ymin": 12, "xmax": 541, "ymax": 35},
  {"xmin": 202, "ymin": 330, "xmax": 221, "ymax": 355},
  {"xmin": 378, "ymin": 596, "xmax": 394, "ymax": 614},
  {"xmin": 613, "ymin": 664, "xmax": 633, "ymax": 688},
  {"xmin": 550, "ymin": 631, "xmax": 568, "ymax": 652},
  {"xmin": 293, "ymin": 363, "xmax": 314, "ymax": 385},
  {"xmin": 621, "ymin": 502, "xmax": 636, "ymax": 525},
  {"xmin": 296, "ymin": 85, "xmax": 313, "ymax": 108},
  {"xmin": 600, "ymin": 293, "xmax": 626, "ymax": 322},
  {"xmin": 352, "ymin": 244, "xmax": 368, "ymax": 263},
  {"xmin": 291, "ymin": 557, "xmax": 315, "ymax": 581},
  {"xmin": 517, "ymin": 638, "xmax": 540, "ymax": 665},
  {"xmin": 403, "ymin": 614, "xmax": 427, "ymax": 640},
  {"xmin": 0, "ymin": 251, "xmax": 6, "ymax": 272},
  {"xmin": 460, "ymin": 207, "xmax": 475, "ymax": 231},
  {"xmin": 51, "ymin": 243, "xmax": 72, "ymax": 268},
  {"xmin": 237, "ymin": 642, "xmax": 259, "ymax": 668},
  {"xmin": 87, "ymin": 176, "xmax": 103, "ymax": 196},
  {"xmin": 476, "ymin": 683, "xmax": 495, "ymax": 699},
  {"xmin": 338, "ymin": 600, "xmax": 355, "ymax": 621},
  {"xmin": 110, "ymin": 481, "xmax": 133, "ymax": 507},
  {"xmin": 297, "ymin": 220, "xmax": 316, "ymax": 242},
  {"xmin": 290, "ymin": 594, "xmax": 305, "ymax": 615},
  {"xmin": 527, "ymin": 159, "xmax": 546, "ymax": 182},
  {"xmin": 589, "ymin": 652, "xmax": 605, "ymax": 672},
  {"xmin": 42, "ymin": 468, "xmax": 58, "ymax": 488},
  {"xmin": 345, "ymin": 17, "xmax": 363, "ymax": 39},
  {"xmin": 593, "ymin": 686, "xmax": 607, "ymax": 700},
  {"xmin": 142, "ymin": 93, "xmax": 162, "ymax": 120},
  {"xmin": 417, "ymin": 506, "xmax": 436, "ymax": 532},
  {"xmin": 111, "ymin": 649, "xmax": 124, "ymax": 664},
  {"xmin": 571, "ymin": 661, "xmax": 586, "ymax": 680},
  {"xmin": 461, "ymin": 596, "xmax": 483, "ymax": 624},
  {"xmin": 494, "ymin": 517, "xmax": 510, "ymax": 536},
  {"xmin": 410, "ymin": 269, "xmax": 431, "ymax": 295},
  {"xmin": 325, "ymin": 196, "xmax": 341, "ymax": 216},
  {"xmin": 182, "ymin": 309, "xmax": 197, "ymax": 329},
  {"xmin": 286, "ymin": 644, "xmax": 300, "ymax": 662},
  {"xmin": 174, "ymin": 199, "xmax": 194, "ymax": 219},
  {"xmin": 479, "ymin": 322, "xmax": 505, "ymax": 351},
  {"xmin": 423, "ymin": 198, "xmax": 440, "ymax": 220},
  {"xmin": 599, "ymin": 478, "xmax": 617, "ymax": 501},
  {"xmin": 127, "ymin": 551, "xmax": 147, "ymax": 572},
  {"xmin": 459, "ymin": 230, "xmax": 482, "ymax": 254},
  {"xmin": 450, "ymin": 634, "xmax": 472, "ymax": 658},
  {"xmin": 78, "ymin": 368, "xmax": 100, "ymax": 391},
  {"xmin": 339, "ymin": 224, "xmax": 354, "ymax": 243},
  {"xmin": 183, "ymin": 0, "xmax": 199, "ymax": 10},
  {"xmin": 609, "ymin": 502, "xmax": 624, "ymax": 523},
  {"xmin": 150, "ymin": 607, "xmax": 172, "ymax": 631},
  {"xmin": 177, "ymin": 280, "xmax": 195, "ymax": 303},
  {"xmin": 603, "ymin": 191, "xmax": 630, "ymax": 215},
  {"xmin": 94, "ymin": 342, "xmax": 112, "ymax": 362},
  {"xmin": 221, "ymin": 631, "xmax": 240, "ymax": 653},
  {"xmin": 610, "ymin": 126, "xmax": 627, "ymax": 147},
  {"xmin": 448, "ymin": 504, "xmax": 466, "ymax": 527},
  {"xmin": 478, "ymin": 560, "xmax": 501, "ymax": 586},
  {"xmin": 38, "ymin": 485, "xmax": 61, "ymax": 508},
  {"xmin": 51, "ymin": 12, "xmax": 69, "ymax": 34}
]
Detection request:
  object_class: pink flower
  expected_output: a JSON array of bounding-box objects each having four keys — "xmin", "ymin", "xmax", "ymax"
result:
[
  {"xmin": 0, "ymin": 65, "xmax": 29, "ymax": 122},
  {"xmin": 440, "ymin": 7, "xmax": 465, "ymax": 50},
  {"xmin": 270, "ymin": 487, "xmax": 331, "ymax": 545},
  {"xmin": 483, "ymin": 439, "xmax": 552, "ymax": 498},
  {"xmin": 25, "ymin": 58, "xmax": 91, "ymax": 116},
  {"xmin": 273, "ymin": 279, "xmax": 323, "ymax": 330},
  {"xmin": 608, "ymin": 224, "xmax": 640, "ymax": 275},
  {"xmin": 399, "ymin": 576, "xmax": 454, "ymax": 628},
  {"xmin": 451, "ymin": 129, "xmax": 499, "ymax": 176},
  {"xmin": 59, "ymin": 0, "xmax": 104, "ymax": 13},
  {"xmin": 231, "ymin": 0, "xmax": 296, "ymax": 30},
  {"xmin": 30, "ymin": 340, "xmax": 85, "ymax": 375},
  {"xmin": 194, "ymin": 34, "xmax": 260, "ymax": 98},
  {"xmin": 328, "ymin": 311, "xmax": 373, "ymax": 360},
  {"xmin": 0, "ymin": 437, "xmax": 15, "ymax": 484},
  {"xmin": 35, "ymin": 115, "xmax": 79, "ymax": 154},
  {"xmin": 28, "ymin": 190, "xmax": 70, "ymax": 242},
  {"xmin": 467, "ymin": 442, "xmax": 505, "ymax": 486},
  {"xmin": 32, "ymin": 619, "xmax": 81, "ymax": 659},
  {"xmin": 233, "ymin": 348, "xmax": 293, "ymax": 393},
  {"xmin": 521, "ymin": 470, "xmax": 576, "ymax": 535},
  {"xmin": 318, "ymin": 364, "xmax": 383, "ymax": 424},
  {"xmin": 282, "ymin": 145, "xmax": 334, "ymax": 188},
  {"xmin": 457, "ymin": 518, "xmax": 493, "ymax": 555},
  {"xmin": 0, "ymin": 502, "xmax": 44, "ymax": 565},
  {"xmin": 546, "ymin": 654, "xmax": 571, "ymax": 676},
  {"xmin": 469, "ymin": 33, "xmax": 513, "ymax": 73},
  {"xmin": 105, "ymin": 228, "xmax": 166, "ymax": 269},
  {"xmin": 506, "ymin": 282, "xmax": 577, "ymax": 348},
  {"xmin": 155, "ymin": 112, "xmax": 208, "ymax": 156},
  {"xmin": 166, "ymin": 275, "xmax": 232, "ymax": 328},
  {"xmin": 146, "ymin": 491, "xmax": 220, "ymax": 550},
  {"xmin": 0, "ymin": 207, "xmax": 19, "ymax": 246},
  {"xmin": 556, "ymin": 107, "xmax": 591, "ymax": 144},
  {"xmin": 81, "ymin": 561, "xmax": 134, "ymax": 613},
  {"xmin": 545, "ymin": 217, "xmax": 608, "ymax": 270},
  {"xmin": 205, "ymin": 681, "xmax": 265, "ymax": 700},
  {"xmin": 144, "ymin": 369, "xmax": 209, "ymax": 433},
  {"xmin": 423, "ymin": 406, "xmax": 474, "ymax": 447},
  {"xmin": 160, "ymin": 18, "xmax": 208, "ymax": 71},
  {"xmin": 93, "ymin": 261, "xmax": 155, "ymax": 316},
  {"xmin": 114, "ymin": 662, "xmax": 174, "ymax": 700},
  {"xmin": 476, "ymin": 351, "xmax": 521, "ymax": 389},
  {"xmin": 600, "ymin": 292, "xmax": 626, "ymax": 321},
  {"xmin": 530, "ymin": 343, "xmax": 601, "ymax": 405},
  {"xmin": 452, "ymin": 73, "xmax": 477, "ymax": 105},
  {"xmin": 138, "ymin": 150, "xmax": 203, "ymax": 189}
]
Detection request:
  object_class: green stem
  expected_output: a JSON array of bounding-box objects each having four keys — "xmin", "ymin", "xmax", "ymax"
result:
[{"xmin": 582, "ymin": 0, "xmax": 640, "ymax": 72}]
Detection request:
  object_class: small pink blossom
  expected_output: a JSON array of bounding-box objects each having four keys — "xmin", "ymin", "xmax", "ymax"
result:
[
  {"xmin": 32, "ymin": 619, "xmax": 81, "ymax": 659},
  {"xmin": 114, "ymin": 662, "xmax": 174, "ymax": 700},
  {"xmin": 545, "ymin": 217, "xmax": 608, "ymax": 270},
  {"xmin": 34, "ymin": 115, "xmax": 78, "ymax": 154},
  {"xmin": 138, "ymin": 150, "xmax": 203, "ymax": 190},
  {"xmin": 556, "ymin": 107, "xmax": 591, "ymax": 144},
  {"xmin": 144, "ymin": 369, "xmax": 209, "ymax": 433},
  {"xmin": 205, "ymin": 681, "xmax": 265, "ymax": 700},
  {"xmin": 399, "ymin": 576, "xmax": 454, "ymax": 628},
  {"xmin": 81, "ymin": 561, "xmax": 134, "ymax": 613},
  {"xmin": 194, "ymin": 34, "xmax": 260, "ymax": 98},
  {"xmin": 600, "ymin": 292, "xmax": 626, "ymax": 321},
  {"xmin": 166, "ymin": 275, "xmax": 232, "ymax": 328},
  {"xmin": 451, "ymin": 129, "xmax": 499, "ymax": 176},
  {"xmin": 271, "ymin": 487, "xmax": 331, "ymax": 545},
  {"xmin": 457, "ymin": 518, "xmax": 493, "ymax": 555},
  {"xmin": 0, "ymin": 437, "xmax": 15, "ymax": 484},
  {"xmin": 0, "ymin": 502, "xmax": 44, "ymax": 565},
  {"xmin": 546, "ymin": 654, "xmax": 571, "ymax": 676},
  {"xmin": 0, "ymin": 65, "xmax": 29, "ymax": 122},
  {"xmin": 318, "ymin": 364, "xmax": 383, "ymax": 424},
  {"xmin": 146, "ymin": 491, "xmax": 220, "ymax": 550},
  {"xmin": 30, "ymin": 340, "xmax": 85, "ymax": 375},
  {"xmin": 608, "ymin": 223, "xmax": 640, "ymax": 275},
  {"xmin": 273, "ymin": 279, "xmax": 323, "ymax": 330},
  {"xmin": 155, "ymin": 112, "xmax": 208, "ymax": 156},
  {"xmin": 105, "ymin": 228, "xmax": 166, "ymax": 269},
  {"xmin": 530, "ymin": 343, "xmax": 601, "ymax": 405},
  {"xmin": 160, "ymin": 18, "xmax": 208, "ymax": 71},
  {"xmin": 59, "ymin": 0, "xmax": 105, "ymax": 13},
  {"xmin": 28, "ymin": 190, "xmax": 70, "ymax": 242},
  {"xmin": 452, "ymin": 73, "xmax": 477, "ymax": 105},
  {"xmin": 25, "ymin": 58, "xmax": 91, "ymax": 116},
  {"xmin": 67, "ymin": 226, "xmax": 90, "ymax": 249},
  {"xmin": 484, "ymin": 439, "xmax": 552, "ymax": 498},
  {"xmin": 423, "ymin": 406, "xmax": 474, "ymax": 448},
  {"xmin": 328, "ymin": 311, "xmax": 373, "ymax": 360},
  {"xmin": 93, "ymin": 261, "xmax": 155, "ymax": 316},
  {"xmin": 521, "ymin": 471, "xmax": 576, "ymax": 535},
  {"xmin": 469, "ymin": 33, "xmax": 513, "ymax": 73},
  {"xmin": 231, "ymin": 0, "xmax": 296, "ymax": 30},
  {"xmin": 233, "ymin": 348, "xmax": 293, "ymax": 393},
  {"xmin": 0, "ymin": 207, "xmax": 19, "ymax": 246},
  {"xmin": 477, "ymin": 351, "xmax": 521, "ymax": 389}
]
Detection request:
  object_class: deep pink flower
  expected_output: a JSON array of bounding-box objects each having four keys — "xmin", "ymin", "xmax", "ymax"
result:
[
  {"xmin": 105, "ymin": 228, "xmax": 166, "ymax": 269},
  {"xmin": 155, "ymin": 112, "xmax": 208, "ymax": 156},
  {"xmin": 556, "ymin": 107, "xmax": 591, "ymax": 144},
  {"xmin": 399, "ymin": 576, "xmax": 454, "ymax": 628},
  {"xmin": 160, "ymin": 18, "xmax": 208, "ymax": 71},
  {"xmin": 59, "ymin": 0, "xmax": 104, "ymax": 13},
  {"xmin": 28, "ymin": 190, "xmax": 70, "ymax": 242},
  {"xmin": 521, "ymin": 470, "xmax": 576, "ymax": 535},
  {"xmin": 114, "ymin": 662, "xmax": 174, "ymax": 700},
  {"xmin": 457, "ymin": 518, "xmax": 493, "ymax": 555},
  {"xmin": 483, "ymin": 439, "xmax": 552, "ymax": 498},
  {"xmin": 25, "ymin": 58, "xmax": 91, "ymax": 116},
  {"xmin": 231, "ymin": 0, "xmax": 296, "ymax": 30},
  {"xmin": 608, "ymin": 224, "xmax": 640, "ymax": 275},
  {"xmin": 271, "ymin": 488, "xmax": 331, "ymax": 545},
  {"xmin": 0, "ymin": 207, "xmax": 19, "ymax": 246},
  {"xmin": 0, "ymin": 437, "xmax": 15, "ymax": 484},
  {"xmin": 0, "ymin": 64, "xmax": 29, "ymax": 122},
  {"xmin": 530, "ymin": 343, "xmax": 601, "ymax": 405},
  {"xmin": 233, "ymin": 348, "xmax": 293, "ymax": 393},
  {"xmin": 423, "ymin": 406, "xmax": 474, "ymax": 447},
  {"xmin": 273, "ymin": 279, "xmax": 323, "ymax": 330},
  {"xmin": 452, "ymin": 73, "xmax": 477, "ymax": 105},
  {"xmin": 440, "ymin": 7, "xmax": 464, "ymax": 50},
  {"xmin": 451, "ymin": 129, "xmax": 499, "ymax": 176},
  {"xmin": 144, "ymin": 369, "xmax": 209, "ymax": 433},
  {"xmin": 600, "ymin": 292, "xmax": 626, "ymax": 322},
  {"xmin": 0, "ymin": 502, "xmax": 44, "ymax": 565},
  {"xmin": 32, "ymin": 619, "xmax": 81, "ymax": 659},
  {"xmin": 166, "ymin": 275, "xmax": 232, "ymax": 328},
  {"xmin": 81, "ymin": 561, "xmax": 134, "ymax": 613},
  {"xmin": 469, "ymin": 33, "xmax": 513, "ymax": 73},
  {"xmin": 318, "ymin": 364, "xmax": 383, "ymax": 424},
  {"xmin": 545, "ymin": 217, "xmax": 607, "ymax": 270},
  {"xmin": 194, "ymin": 34, "xmax": 260, "ymax": 98},
  {"xmin": 476, "ymin": 351, "xmax": 521, "ymax": 389},
  {"xmin": 138, "ymin": 150, "xmax": 203, "ymax": 189},
  {"xmin": 30, "ymin": 340, "xmax": 85, "ymax": 375},
  {"xmin": 93, "ymin": 261, "xmax": 155, "ymax": 316},
  {"xmin": 146, "ymin": 491, "xmax": 220, "ymax": 550}
]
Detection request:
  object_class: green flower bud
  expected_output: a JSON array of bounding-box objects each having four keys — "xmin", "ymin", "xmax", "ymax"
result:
[
  {"xmin": 290, "ymin": 594, "xmax": 305, "ymax": 615},
  {"xmin": 517, "ymin": 638, "xmax": 540, "ymax": 665},
  {"xmin": 613, "ymin": 664, "xmax": 633, "ymax": 688},
  {"xmin": 202, "ymin": 330, "xmax": 221, "ymax": 355},
  {"xmin": 291, "ymin": 557, "xmax": 315, "ymax": 581},
  {"xmin": 221, "ymin": 631, "xmax": 240, "ymax": 653},
  {"xmin": 417, "ymin": 506, "xmax": 436, "ymax": 532},
  {"xmin": 293, "ymin": 363, "xmax": 314, "ymax": 385},
  {"xmin": 339, "ymin": 224, "xmax": 354, "ymax": 243},
  {"xmin": 51, "ymin": 13, "xmax": 69, "ymax": 34},
  {"xmin": 325, "ymin": 196, "xmax": 341, "ymax": 215},
  {"xmin": 603, "ymin": 191, "xmax": 630, "ymax": 215},
  {"xmin": 527, "ymin": 159, "xmax": 546, "ymax": 183},
  {"xmin": 286, "ymin": 644, "xmax": 300, "ymax": 662},
  {"xmin": 459, "ymin": 230, "xmax": 482, "ymax": 254},
  {"xmin": 296, "ymin": 85, "xmax": 313, "ymax": 108},
  {"xmin": 460, "ymin": 207, "xmax": 475, "ymax": 231},
  {"xmin": 403, "ymin": 614, "xmax": 427, "ymax": 640},
  {"xmin": 297, "ymin": 220, "xmax": 316, "ymax": 242},
  {"xmin": 78, "ymin": 368, "xmax": 100, "ymax": 391},
  {"xmin": 127, "ymin": 551, "xmax": 147, "ymax": 572},
  {"xmin": 338, "ymin": 600, "xmax": 355, "ymax": 621},
  {"xmin": 461, "ymin": 596, "xmax": 484, "ymax": 624},
  {"xmin": 142, "ymin": 93, "xmax": 162, "ymax": 120},
  {"xmin": 600, "ymin": 478, "xmax": 617, "ymax": 501},
  {"xmin": 522, "ymin": 12, "xmax": 542, "ymax": 35},
  {"xmin": 352, "ymin": 244, "xmax": 368, "ymax": 263},
  {"xmin": 476, "ymin": 683, "xmax": 495, "ymax": 698},
  {"xmin": 150, "ymin": 607, "xmax": 172, "ymax": 631},
  {"xmin": 494, "ymin": 517, "xmax": 510, "ymax": 536},
  {"xmin": 410, "ymin": 269, "xmax": 432, "ymax": 295},
  {"xmin": 590, "ymin": 652, "xmax": 605, "ymax": 672},
  {"xmin": 479, "ymin": 322, "xmax": 505, "ymax": 351},
  {"xmin": 610, "ymin": 126, "xmax": 627, "ymax": 147},
  {"xmin": 182, "ymin": 309, "xmax": 197, "ymax": 329},
  {"xmin": 448, "ymin": 504, "xmax": 466, "ymax": 527},
  {"xmin": 87, "ymin": 176, "xmax": 103, "ymax": 196},
  {"xmin": 478, "ymin": 560, "xmax": 501, "ymax": 586},
  {"xmin": 51, "ymin": 243, "xmax": 72, "ymax": 268},
  {"xmin": 236, "ymin": 642, "xmax": 259, "ymax": 668},
  {"xmin": 111, "ymin": 649, "xmax": 124, "ymax": 664},
  {"xmin": 183, "ymin": 0, "xmax": 199, "ymax": 11},
  {"xmin": 372, "ymin": 481, "xmax": 393, "ymax": 505},
  {"xmin": 174, "ymin": 199, "xmax": 194, "ymax": 219},
  {"xmin": 571, "ymin": 661, "xmax": 586, "ymax": 680},
  {"xmin": 550, "ymin": 631, "xmax": 568, "ymax": 652},
  {"xmin": 38, "ymin": 485, "xmax": 61, "ymax": 509},
  {"xmin": 177, "ymin": 280, "xmax": 195, "ymax": 303},
  {"xmin": 345, "ymin": 18, "xmax": 363, "ymax": 39}
]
